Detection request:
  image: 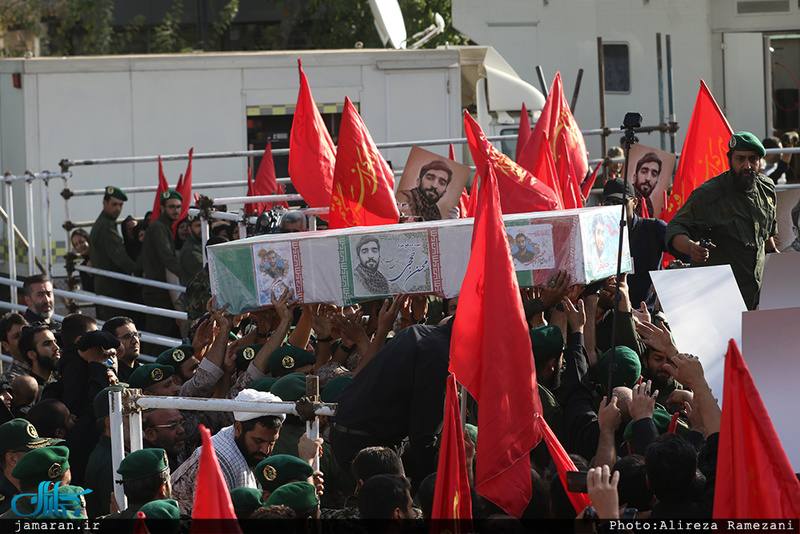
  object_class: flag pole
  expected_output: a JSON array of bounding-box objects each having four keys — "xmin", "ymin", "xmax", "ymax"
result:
[{"xmin": 607, "ymin": 112, "xmax": 642, "ymax": 400}]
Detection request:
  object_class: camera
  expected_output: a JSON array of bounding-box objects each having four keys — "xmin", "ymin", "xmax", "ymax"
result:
[{"xmin": 622, "ymin": 112, "xmax": 643, "ymax": 129}]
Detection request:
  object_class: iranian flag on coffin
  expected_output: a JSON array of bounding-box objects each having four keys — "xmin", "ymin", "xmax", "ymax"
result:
[{"xmin": 206, "ymin": 207, "xmax": 631, "ymax": 313}]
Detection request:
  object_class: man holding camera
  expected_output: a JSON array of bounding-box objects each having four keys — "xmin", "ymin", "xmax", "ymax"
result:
[{"xmin": 665, "ymin": 132, "xmax": 779, "ymax": 310}]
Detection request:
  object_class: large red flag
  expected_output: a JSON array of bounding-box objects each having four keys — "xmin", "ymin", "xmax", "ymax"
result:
[
  {"xmin": 662, "ymin": 80, "xmax": 733, "ymax": 223},
  {"xmin": 152, "ymin": 156, "xmax": 169, "ymax": 220},
  {"xmin": 518, "ymin": 72, "xmax": 588, "ymax": 209},
  {"xmin": 328, "ymin": 97, "xmax": 399, "ymax": 229},
  {"xmin": 536, "ymin": 414, "xmax": 592, "ymax": 515},
  {"xmin": 431, "ymin": 374, "xmax": 474, "ymax": 529},
  {"xmin": 713, "ymin": 340, "xmax": 800, "ymax": 519},
  {"xmin": 289, "ymin": 58, "xmax": 335, "ymax": 217},
  {"xmin": 449, "ymin": 163, "xmax": 542, "ymax": 517},
  {"xmin": 191, "ymin": 425, "xmax": 242, "ymax": 533},
  {"xmin": 172, "ymin": 148, "xmax": 193, "ymax": 237},
  {"xmin": 515, "ymin": 102, "xmax": 531, "ymax": 163},
  {"xmin": 464, "ymin": 111, "xmax": 559, "ymax": 215}
]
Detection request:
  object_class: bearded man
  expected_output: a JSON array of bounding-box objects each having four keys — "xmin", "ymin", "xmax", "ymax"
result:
[{"xmin": 666, "ymin": 132, "xmax": 778, "ymax": 310}]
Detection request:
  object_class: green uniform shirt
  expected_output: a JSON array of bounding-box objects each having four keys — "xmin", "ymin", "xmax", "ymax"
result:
[
  {"xmin": 89, "ymin": 210, "xmax": 137, "ymax": 300},
  {"xmin": 83, "ymin": 436, "xmax": 114, "ymax": 518},
  {"xmin": 179, "ymin": 234, "xmax": 204, "ymax": 286},
  {"xmin": 140, "ymin": 213, "xmax": 185, "ymax": 302},
  {"xmin": 665, "ymin": 171, "xmax": 777, "ymax": 310}
]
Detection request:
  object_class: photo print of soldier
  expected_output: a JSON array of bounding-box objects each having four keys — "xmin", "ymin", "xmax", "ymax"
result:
[
  {"xmin": 625, "ymin": 144, "xmax": 676, "ymax": 219},
  {"xmin": 252, "ymin": 243, "xmax": 295, "ymax": 305},
  {"xmin": 349, "ymin": 231, "xmax": 434, "ymax": 298},
  {"xmin": 395, "ymin": 146, "xmax": 471, "ymax": 221}
]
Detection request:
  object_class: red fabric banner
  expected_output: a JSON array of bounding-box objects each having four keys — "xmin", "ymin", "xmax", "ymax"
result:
[
  {"xmin": 288, "ymin": 58, "xmax": 335, "ymax": 218},
  {"xmin": 430, "ymin": 374, "xmax": 474, "ymax": 530},
  {"xmin": 518, "ymin": 72, "xmax": 588, "ymax": 209},
  {"xmin": 190, "ymin": 425, "xmax": 242, "ymax": 533},
  {"xmin": 662, "ymin": 80, "xmax": 733, "ymax": 223},
  {"xmin": 535, "ymin": 414, "xmax": 592, "ymax": 515},
  {"xmin": 328, "ymin": 97, "xmax": 399, "ymax": 229},
  {"xmin": 172, "ymin": 148, "xmax": 193, "ymax": 237},
  {"xmin": 152, "ymin": 155, "xmax": 169, "ymax": 220},
  {"xmin": 449, "ymin": 163, "xmax": 542, "ymax": 517},
  {"xmin": 464, "ymin": 111, "xmax": 559, "ymax": 215},
  {"xmin": 713, "ymin": 339, "xmax": 800, "ymax": 519}
]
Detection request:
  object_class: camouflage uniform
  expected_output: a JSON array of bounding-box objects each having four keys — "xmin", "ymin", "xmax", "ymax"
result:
[
  {"xmin": 179, "ymin": 233, "xmax": 203, "ymax": 286},
  {"xmin": 665, "ymin": 170, "xmax": 777, "ymax": 310}
]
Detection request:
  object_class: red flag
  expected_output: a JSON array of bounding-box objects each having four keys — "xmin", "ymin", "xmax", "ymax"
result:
[
  {"xmin": 247, "ymin": 142, "xmax": 282, "ymax": 215},
  {"xmin": 662, "ymin": 80, "xmax": 733, "ymax": 223},
  {"xmin": 172, "ymin": 149, "xmax": 193, "ymax": 237},
  {"xmin": 464, "ymin": 111, "xmax": 559, "ymax": 215},
  {"xmin": 713, "ymin": 340, "xmax": 800, "ymax": 519},
  {"xmin": 535, "ymin": 414, "xmax": 592, "ymax": 515},
  {"xmin": 191, "ymin": 425, "xmax": 242, "ymax": 533},
  {"xmin": 431, "ymin": 374, "xmax": 474, "ymax": 529},
  {"xmin": 132, "ymin": 511, "xmax": 150, "ymax": 534},
  {"xmin": 328, "ymin": 97, "xmax": 399, "ymax": 229},
  {"xmin": 518, "ymin": 72, "xmax": 588, "ymax": 209},
  {"xmin": 515, "ymin": 102, "xmax": 531, "ymax": 163},
  {"xmin": 449, "ymin": 143, "xmax": 470, "ymax": 218},
  {"xmin": 532, "ymin": 130, "xmax": 565, "ymax": 210},
  {"xmin": 449, "ymin": 163, "xmax": 542, "ymax": 517},
  {"xmin": 289, "ymin": 58, "xmax": 335, "ymax": 218},
  {"xmin": 152, "ymin": 156, "xmax": 169, "ymax": 220},
  {"xmin": 639, "ymin": 195, "xmax": 650, "ymax": 219},
  {"xmin": 581, "ymin": 161, "xmax": 603, "ymax": 202},
  {"xmin": 275, "ymin": 183, "xmax": 290, "ymax": 209}
]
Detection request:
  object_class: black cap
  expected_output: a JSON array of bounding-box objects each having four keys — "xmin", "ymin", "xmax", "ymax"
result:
[
  {"xmin": 77, "ymin": 330, "xmax": 122, "ymax": 351},
  {"xmin": 602, "ymin": 178, "xmax": 635, "ymax": 201}
]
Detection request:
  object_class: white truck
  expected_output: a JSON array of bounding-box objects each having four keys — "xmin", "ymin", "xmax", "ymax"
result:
[{"xmin": 0, "ymin": 46, "xmax": 544, "ymax": 275}]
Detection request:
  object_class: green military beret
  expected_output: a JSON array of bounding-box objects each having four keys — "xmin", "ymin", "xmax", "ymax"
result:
[
  {"xmin": 269, "ymin": 346, "xmax": 316, "ymax": 377},
  {"xmin": 320, "ymin": 376, "xmax": 352, "ymax": 403},
  {"xmin": 264, "ymin": 481, "xmax": 318, "ymax": 512},
  {"xmin": 623, "ymin": 408, "xmax": 674, "ymax": 443},
  {"xmin": 12, "ymin": 445, "xmax": 70, "ymax": 486},
  {"xmin": 236, "ymin": 344, "xmax": 264, "ymax": 372},
  {"xmin": 117, "ymin": 448, "xmax": 169, "ymax": 481},
  {"xmin": 255, "ymin": 454, "xmax": 314, "ymax": 492},
  {"xmin": 186, "ymin": 213, "xmax": 198, "ymax": 223},
  {"xmin": 160, "ymin": 189, "xmax": 183, "ymax": 204},
  {"xmin": 104, "ymin": 186, "xmax": 128, "ymax": 202},
  {"xmin": 93, "ymin": 385, "xmax": 127, "ymax": 419},
  {"xmin": 529, "ymin": 325, "xmax": 564, "ymax": 362},
  {"xmin": 465, "ymin": 423, "xmax": 478, "ymax": 448},
  {"xmin": 596, "ymin": 346, "xmax": 642, "ymax": 389},
  {"xmin": 0, "ymin": 418, "xmax": 60, "ymax": 452},
  {"xmin": 270, "ymin": 372, "xmax": 307, "ymax": 402},
  {"xmin": 728, "ymin": 131, "xmax": 766, "ymax": 157},
  {"xmin": 250, "ymin": 376, "xmax": 278, "ymax": 393},
  {"xmin": 129, "ymin": 364, "xmax": 174, "ymax": 389},
  {"xmin": 155, "ymin": 344, "xmax": 195, "ymax": 370},
  {"xmin": 139, "ymin": 498, "xmax": 180, "ymax": 519},
  {"xmin": 36, "ymin": 485, "xmax": 88, "ymax": 520},
  {"xmin": 230, "ymin": 487, "xmax": 265, "ymax": 514}
]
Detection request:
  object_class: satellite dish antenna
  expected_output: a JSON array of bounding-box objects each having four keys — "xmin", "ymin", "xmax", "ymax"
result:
[{"xmin": 369, "ymin": 0, "xmax": 407, "ymax": 49}]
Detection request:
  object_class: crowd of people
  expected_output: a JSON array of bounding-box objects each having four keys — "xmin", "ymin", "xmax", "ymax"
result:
[{"xmin": 0, "ymin": 131, "xmax": 793, "ymax": 531}]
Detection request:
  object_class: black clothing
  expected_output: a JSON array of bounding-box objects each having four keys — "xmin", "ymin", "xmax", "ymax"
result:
[{"xmin": 331, "ymin": 322, "xmax": 451, "ymax": 491}]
